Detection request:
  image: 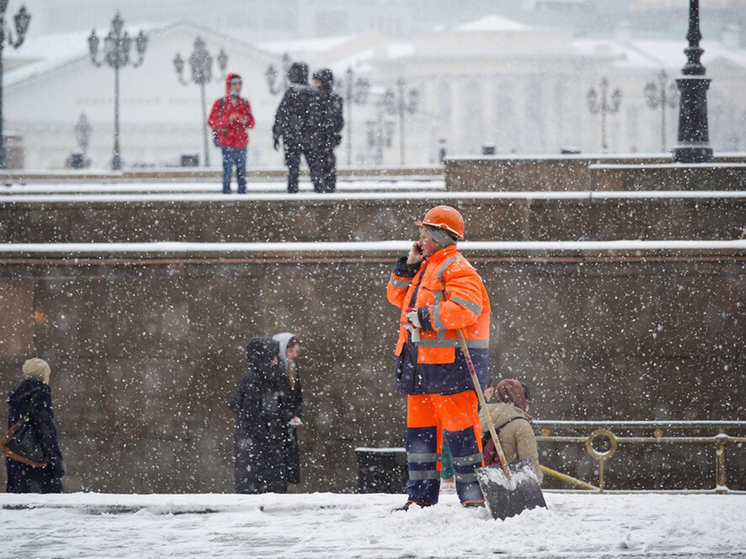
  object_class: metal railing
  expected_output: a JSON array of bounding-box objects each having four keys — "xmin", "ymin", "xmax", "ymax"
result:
[{"xmin": 535, "ymin": 420, "xmax": 746, "ymax": 493}]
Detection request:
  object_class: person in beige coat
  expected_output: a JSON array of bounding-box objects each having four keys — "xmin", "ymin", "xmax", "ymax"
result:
[{"xmin": 479, "ymin": 379, "xmax": 543, "ymax": 483}]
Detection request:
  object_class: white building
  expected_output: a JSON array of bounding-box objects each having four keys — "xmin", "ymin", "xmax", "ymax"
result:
[
  {"xmin": 367, "ymin": 15, "xmax": 746, "ymax": 161},
  {"xmin": 5, "ymin": 14, "xmax": 745, "ymax": 169},
  {"xmin": 5, "ymin": 21, "xmax": 284, "ymax": 170}
]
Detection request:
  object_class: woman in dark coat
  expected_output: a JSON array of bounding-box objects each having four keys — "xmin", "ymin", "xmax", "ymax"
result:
[
  {"xmin": 273, "ymin": 332, "xmax": 303, "ymax": 485},
  {"xmin": 6, "ymin": 358, "xmax": 65, "ymax": 494},
  {"xmin": 227, "ymin": 337, "xmax": 289, "ymax": 494}
]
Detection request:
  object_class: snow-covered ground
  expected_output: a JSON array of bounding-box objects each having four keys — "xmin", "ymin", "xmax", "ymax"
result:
[{"xmin": 1, "ymin": 492, "xmax": 745, "ymax": 558}]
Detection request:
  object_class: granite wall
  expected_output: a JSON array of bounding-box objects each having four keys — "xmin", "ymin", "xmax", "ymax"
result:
[{"xmin": 1, "ymin": 248, "xmax": 744, "ymax": 493}]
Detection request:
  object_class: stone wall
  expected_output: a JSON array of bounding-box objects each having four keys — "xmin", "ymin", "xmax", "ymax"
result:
[
  {"xmin": 1, "ymin": 247, "xmax": 744, "ymax": 493},
  {"xmin": 446, "ymin": 155, "xmax": 746, "ymax": 192},
  {"xmin": 3, "ymin": 195, "xmax": 746, "ymax": 244},
  {"xmin": 2, "ymin": 161, "xmax": 745, "ymax": 493}
]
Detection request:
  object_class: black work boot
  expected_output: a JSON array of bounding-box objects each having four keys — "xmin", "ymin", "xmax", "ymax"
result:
[{"xmin": 391, "ymin": 500, "xmax": 434, "ymax": 513}]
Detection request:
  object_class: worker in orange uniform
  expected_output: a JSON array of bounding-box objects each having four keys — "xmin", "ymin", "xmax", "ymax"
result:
[{"xmin": 387, "ymin": 205, "xmax": 491, "ymax": 510}]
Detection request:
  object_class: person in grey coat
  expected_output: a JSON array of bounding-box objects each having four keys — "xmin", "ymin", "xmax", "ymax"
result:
[{"xmin": 227, "ymin": 337, "xmax": 289, "ymax": 494}]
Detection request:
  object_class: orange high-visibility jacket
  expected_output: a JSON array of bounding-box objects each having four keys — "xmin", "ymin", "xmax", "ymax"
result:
[{"xmin": 387, "ymin": 245, "xmax": 490, "ymax": 366}]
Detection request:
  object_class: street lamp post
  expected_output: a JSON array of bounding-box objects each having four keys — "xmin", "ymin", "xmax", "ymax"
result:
[
  {"xmin": 265, "ymin": 53, "xmax": 292, "ymax": 95},
  {"xmin": 174, "ymin": 37, "xmax": 228, "ymax": 167},
  {"xmin": 384, "ymin": 77, "xmax": 419, "ymax": 165},
  {"xmin": 0, "ymin": 1, "xmax": 31, "ymax": 169},
  {"xmin": 587, "ymin": 77, "xmax": 622, "ymax": 154},
  {"xmin": 644, "ymin": 70, "xmax": 679, "ymax": 152},
  {"xmin": 88, "ymin": 13, "xmax": 148, "ymax": 171},
  {"xmin": 340, "ymin": 67, "xmax": 370, "ymax": 167},
  {"xmin": 75, "ymin": 113, "xmax": 92, "ymax": 155},
  {"xmin": 672, "ymin": 0, "xmax": 713, "ymax": 163},
  {"xmin": 366, "ymin": 96, "xmax": 395, "ymax": 166}
]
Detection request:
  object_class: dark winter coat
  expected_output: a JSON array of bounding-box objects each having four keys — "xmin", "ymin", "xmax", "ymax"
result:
[
  {"xmin": 281, "ymin": 372, "xmax": 302, "ymax": 484},
  {"xmin": 272, "ymin": 62, "xmax": 322, "ymax": 146},
  {"xmin": 314, "ymin": 69, "xmax": 344, "ymax": 149},
  {"xmin": 208, "ymin": 73, "xmax": 256, "ymax": 149},
  {"xmin": 5, "ymin": 378, "xmax": 65, "ymax": 493},
  {"xmin": 227, "ymin": 337, "xmax": 290, "ymax": 494}
]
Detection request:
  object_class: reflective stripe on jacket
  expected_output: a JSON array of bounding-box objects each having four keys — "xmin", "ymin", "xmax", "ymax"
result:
[{"xmin": 386, "ymin": 245, "xmax": 490, "ymax": 395}]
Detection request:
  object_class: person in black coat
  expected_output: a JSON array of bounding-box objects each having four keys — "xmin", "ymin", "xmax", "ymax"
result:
[
  {"xmin": 272, "ymin": 62, "xmax": 323, "ymax": 193},
  {"xmin": 312, "ymin": 69, "xmax": 344, "ymax": 193},
  {"xmin": 227, "ymin": 337, "xmax": 290, "ymax": 494},
  {"xmin": 273, "ymin": 332, "xmax": 303, "ymax": 485},
  {"xmin": 5, "ymin": 358, "xmax": 65, "ymax": 494}
]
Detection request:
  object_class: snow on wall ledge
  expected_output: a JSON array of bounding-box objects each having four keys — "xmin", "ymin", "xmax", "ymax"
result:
[
  {"xmin": 1, "ymin": 240, "xmax": 745, "ymax": 255},
  {"xmin": 2, "ymin": 189, "xmax": 746, "ymax": 204}
]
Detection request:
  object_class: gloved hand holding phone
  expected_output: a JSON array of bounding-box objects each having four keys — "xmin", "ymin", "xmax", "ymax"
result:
[{"xmin": 406, "ymin": 241, "xmax": 424, "ymax": 265}]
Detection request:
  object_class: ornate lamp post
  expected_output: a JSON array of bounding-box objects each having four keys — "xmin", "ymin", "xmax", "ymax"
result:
[
  {"xmin": 88, "ymin": 13, "xmax": 148, "ymax": 171},
  {"xmin": 672, "ymin": 0, "xmax": 713, "ymax": 163},
  {"xmin": 265, "ymin": 53, "xmax": 292, "ymax": 95},
  {"xmin": 174, "ymin": 37, "xmax": 228, "ymax": 167},
  {"xmin": 587, "ymin": 77, "xmax": 622, "ymax": 154},
  {"xmin": 644, "ymin": 70, "xmax": 679, "ymax": 152},
  {"xmin": 0, "ymin": 1, "xmax": 31, "ymax": 169},
  {"xmin": 340, "ymin": 67, "xmax": 370, "ymax": 167},
  {"xmin": 383, "ymin": 77, "xmax": 419, "ymax": 165},
  {"xmin": 366, "ymin": 96, "xmax": 395, "ymax": 166}
]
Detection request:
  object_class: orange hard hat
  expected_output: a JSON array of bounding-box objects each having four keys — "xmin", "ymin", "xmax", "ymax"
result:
[{"xmin": 415, "ymin": 205, "xmax": 465, "ymax": 240}]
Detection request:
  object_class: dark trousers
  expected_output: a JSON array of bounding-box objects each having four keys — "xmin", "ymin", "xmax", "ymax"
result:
[
  {"xmin": 222, "ymin": 147, "xmax": 247, "ymax": 194},
  {"xmin": 6, "ymin": 459, "xmax": 63, "ymax": 494},
  {"xmin": 234, "ymin": 436, "xmax": 288, "ymax": 494},
  {"xmin": 284, "ymin": 141, "xmax": 322, "ymax": 193},
  {"xmin": 316, "ymin": 147, "xmax": 337, "ymax": 193}
]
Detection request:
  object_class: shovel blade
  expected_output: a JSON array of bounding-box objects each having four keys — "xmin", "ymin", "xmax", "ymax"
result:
[{"xmin": 476, "ymin": 459, "xmax": 547, "ymax": 521}]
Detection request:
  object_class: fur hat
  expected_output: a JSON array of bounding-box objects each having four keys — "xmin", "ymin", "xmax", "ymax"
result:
[{"xmin": 22, "ymin": 358, "xmax": 50, "ymax": 380}]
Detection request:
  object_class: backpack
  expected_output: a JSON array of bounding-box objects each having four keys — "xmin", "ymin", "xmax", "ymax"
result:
[{"xmin": 212, "ymin": 98, "xmax": 250, "ymax": 147}]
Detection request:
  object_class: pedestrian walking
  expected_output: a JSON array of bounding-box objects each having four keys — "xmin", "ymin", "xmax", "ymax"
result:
[
  {"xmin": 273, "ymin": 332, "xmax": 303, "ymax": 485},
  {"xmin": 387, "ymin": 205, "xmax": 491, "ymax": 510},
  {"xmin": 5, "ymin": 358, "xmax": 65, "ymax": 494},
  {"xmin": 312, "ymin": 69, "xmax": 344, "ymax": 193},
  {"xmin": 272, "ymin": 62, "xmax": 322, "ymax": 193},
  {"xmin": 227, "ymin": 337, "xmax": 289, "ymax": 494},
  {"xmin": 208, "ymin": 72, "xmax": 255, "ymax": 194},
  {"xmin": 479, "ymin": 379, "xmax": 543, "ymax": 483}
]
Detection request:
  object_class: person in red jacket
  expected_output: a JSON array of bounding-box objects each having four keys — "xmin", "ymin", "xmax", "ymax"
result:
[{"xmin": 208, "ymin": 73, "xmax": 255, "ymax": 194}]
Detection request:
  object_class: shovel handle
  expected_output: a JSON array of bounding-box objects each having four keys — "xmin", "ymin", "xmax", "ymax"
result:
[{"xmin": 456, "ymin": 329, "xmax": 512, "ymax": 480}]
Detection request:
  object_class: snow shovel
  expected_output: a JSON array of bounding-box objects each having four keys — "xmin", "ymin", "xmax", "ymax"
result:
[{"xmin": 457, "ymin": 329, "xmax": 547, "ymax": 521}]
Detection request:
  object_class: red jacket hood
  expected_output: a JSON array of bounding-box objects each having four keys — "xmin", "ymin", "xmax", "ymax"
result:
[{"xmin": 225, "ymin": 73, "xmax": 241, "ymax": 95}]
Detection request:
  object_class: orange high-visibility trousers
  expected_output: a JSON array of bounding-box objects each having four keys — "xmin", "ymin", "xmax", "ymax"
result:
[{"xmin": 406, "ymin": 391, "xmax": 484, "ymax": 505}]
